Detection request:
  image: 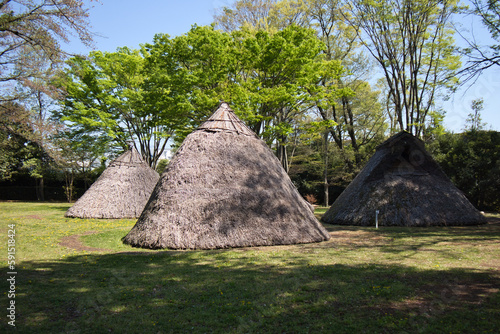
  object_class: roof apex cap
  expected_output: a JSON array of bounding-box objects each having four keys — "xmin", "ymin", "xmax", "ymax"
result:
[{"xmin": 198, "ymin": 102, "xmax": 256, "ymax": 136}]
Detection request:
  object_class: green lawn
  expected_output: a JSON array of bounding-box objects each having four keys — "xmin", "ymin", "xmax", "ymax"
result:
[{"xmin": 1, "ymin": 202, "xmax": 499, "ymax": 333}]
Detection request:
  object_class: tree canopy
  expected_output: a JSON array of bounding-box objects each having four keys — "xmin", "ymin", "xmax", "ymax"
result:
[
  {"xmin": 432, "ymin": 130, "xmax": 500, "ymax": 211},
  {"xmin": 2, "ymin": 0, "xmax": 498, "ymax": 209},
  {"xmin": 0, "ymin": 0, "xmax": 94, "ymax": 103},
  {"xmin": 143, "ymin": 24, "xmax": 344, "ymax": 169},
  {"xmin": 344, "ymin": 0, "xmax": 461, "ymax": 137},
  {"xmin": 54, "ymin": 48, "xmax": 177, "ymax": 168}
]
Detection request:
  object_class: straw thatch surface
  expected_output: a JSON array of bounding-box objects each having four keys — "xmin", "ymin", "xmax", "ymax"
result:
[
  {"xmin": 122, "ymin": 103, "xmax": 330, "ymax": 249},
  {"xmin": 321, "ymin": 131, "xmax": 487, "ymax": 227},
  {"xmin": 65, "ymin": 147, "xmax": 160, "ymax": 219}
]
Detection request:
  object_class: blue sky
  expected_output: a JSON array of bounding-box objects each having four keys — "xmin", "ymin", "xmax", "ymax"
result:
[
  {"xmin": 67, "ymin": 0, "xmax": 499, "ymax": 132},
  {"xmin": 67, "ymin": 0, "xmax": 230, "ymax": 54}
]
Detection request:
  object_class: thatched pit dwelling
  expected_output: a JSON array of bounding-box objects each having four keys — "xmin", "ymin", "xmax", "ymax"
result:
[
  {"xmin": 65, "ymin": 146, "xmax": 160, "ymax": 219},
  {"xmin": 122, "ymin": 102, "xmax": 330, "ymax": 249},
  {"xmin": 321, "ymin": 131, "xmax": 487, "ymax": 227}
]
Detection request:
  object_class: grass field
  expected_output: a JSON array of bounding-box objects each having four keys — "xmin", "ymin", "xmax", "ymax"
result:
[{"xmin": 1, "ymin": 202, "xmax": 499, "ymax": 333}]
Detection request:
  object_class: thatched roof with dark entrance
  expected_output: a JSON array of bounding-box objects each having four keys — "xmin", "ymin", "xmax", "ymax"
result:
[
  {"xmin": 321, "ymin": 131, "xmax": 487, "ymax": 227},
  {"xmin": 122, "ymin": 102, "xmax": 330, "ymax": 249},
  {"xmin": 65, "ymin": 146, "xmax": 160, "ymax": 219}
]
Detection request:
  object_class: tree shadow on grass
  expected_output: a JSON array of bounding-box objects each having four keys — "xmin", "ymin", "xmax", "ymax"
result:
[
  {"xmin": 52, "ymin": 204, "xmax": 72, "ymax": 212},
  {"xmin": 319, "ymin": 221, "xmax": 500, "ymax": 261},
  {"xmin": 1, "ymin": 251, "xmax": 499, "ymax": 333}
]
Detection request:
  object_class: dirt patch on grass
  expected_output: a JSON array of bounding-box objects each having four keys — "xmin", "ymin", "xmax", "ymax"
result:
[
  {"xmin": 59, "ymin": 231, "xmax": 112, "ymax": 252},
  {"xmin": 329, "ymin": 230, "xmax": 387, "ymax": 247},
  {"xmin": 24, "ymin": 215, "xmax": 43, "ymax": 219},
  {"xmin": 59, "ymin": 231, "xmax": 154, "ymax": 254}
]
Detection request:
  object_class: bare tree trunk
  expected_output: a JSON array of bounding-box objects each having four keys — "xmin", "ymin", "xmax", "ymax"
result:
[
  {"xmin": 323, "ymin": 131, "xmax": 329, "ymax": 207},
  {"xmin": 36, "ymin": 177, "xmax": 45, "ymax": 201},
  {"xmin": 64, "ymin": 171, "xmax": 75, "ymax": 202},
  {"xmin": 277, "ymin": 139, "xmax": 289, "ymax": 173},
  {"xmin": 342, "ymin": 95, "xmax": 362, "ymax": 166}
]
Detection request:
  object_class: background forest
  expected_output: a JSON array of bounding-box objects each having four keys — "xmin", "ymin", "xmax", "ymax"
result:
[{"xmin": 1, "ymin": 0, "xmax": 499, "ymax": 211}]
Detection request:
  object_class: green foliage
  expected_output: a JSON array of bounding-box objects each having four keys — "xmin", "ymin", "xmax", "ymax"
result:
[
  {"xmin": 289, "ymin": 138, "xmax": 325, "ymax": 197},
  {"xmin": 423, "ymin": 110, "xmax": 447, "ymax": 141},
  {"xmin": 305, "ymin": 120, "xmax": 338, "ymax": 134},
  {"xmin": 55, "ymin": 47, "xmax": 178, "ymax": 167},
  {"xmin": 213, "ymin": 0, "xmax": 281, "ymax": 32},
  {"xmin": 225, "ymin": 0, "xmax": 387, "ymax": 172},
  {"xmin": 288, "ymin": 114, "xmax": 379, "ymax": 204},
  {"xmin": 155, "ymin": 159, "xmax": 169, "ymax": 174},
  {"xmin": 238, "ymin": 25, "xmax": 341, "ymax": 134},
  {"xmin": 347, "ymin": 0, "xmax": 461, "ymax": 136},
  {"xmin": 432, "ymin": 131, "xmax": 500, "ymax": 211},
  {"xmin": 0, "ymin": 132, "xmax": 25, "ymax": 181},
  {"xmin": 143, "ymin": 25, "xmax": 237, "ymax": 138},
  {"xmin": 464, "ymin": 98, "xmax": 487, "ymax": 131},
  {"xmin": 0, "ymin": 101, "xmax": 56, "ymax": 184},
  {"xmin": 55, "ymin": 52, "xmax": 131, "ymax": 143},
  {"xmin": 145, "ymin": 24, "xmax": 344, "ymax": 148}
]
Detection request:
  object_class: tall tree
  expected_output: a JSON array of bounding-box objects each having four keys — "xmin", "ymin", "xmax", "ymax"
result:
[
  {"xmin": 22, "ymin": 78, "xmax": 61, "ymax": 199},
  {"xmin": 0, "ymin": 95, "xmax": 59, "ymax": 200},
  {"xmin": 55, "ymin": 47, "xmax": 176, "ymax": 168},
  {"xmin": 345, "ymin": 0, "xmax": 461, "ymax": 137},
  {"xmin": 433, "ymin": 130, "xmax": 500, "ymax": 211},
  {"xmin": 212, "ymin": 0, "xmax": 386, "ymax": 210},
  {"xmin": 145, "ymin": 25, "xmax": 342, "ymax": 171},
  {"xmin": 236, "ymin": 25, "xmax": 339, "ymax": 170},
  {"xmin": 213, "ymin": 0, "xmax": 279, "ymax": 32},
  {"xmin": 214, "ymin": 0, "xmax": 387, "ymax": 170},
  {"xmin": 53, "ymin": 128, "xmax": 114, "ymax": 202},
  {"xmin": 301, "ymin": 0, "xmax": 385, "ymax": 170},
  {"xmin": 464, "ymin": 98, "xmax": 486, "ymax": 131},
  {"xmin": 0, "ymin": 50, "xmax": 62, "ymax": 198},
  {"xmin": 143, "ymin": 26, "xmax": 239, "ymax": 143},
  {"xmin": 0, "ymin": 0, "xmax": 94, "ymax": 103},
  {"xmin": 0, "ymin": 0, "xmax": 95, "ymax": 199},
  {"xmin": 0, "ymin": 101, "xmax": 31, "ymax": 180}
]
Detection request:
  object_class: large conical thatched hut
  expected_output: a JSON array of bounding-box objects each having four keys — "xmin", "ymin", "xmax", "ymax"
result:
[
  {"xmin": 122, "ymin": 102, "xmax": 330, "ymax": 249},
  {"xmin": 65, "ymin": 146, "xmax": 160, "ymax": 219},
  {"xmin": 321, "ymin": 131, "xmax": 486, "ymax": 226}
]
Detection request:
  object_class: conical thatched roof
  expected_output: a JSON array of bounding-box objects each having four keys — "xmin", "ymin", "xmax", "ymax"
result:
[
  {"xmin": 65, "ymin": 146, "xmax": 160, "ymax": 219},
  {"xmin": 122, "ymin": 102, "xmax": 330, "ymax": 249},
  {"xmin": 321, "ymin": 131, "xmax": 486, "ymax": 227}
]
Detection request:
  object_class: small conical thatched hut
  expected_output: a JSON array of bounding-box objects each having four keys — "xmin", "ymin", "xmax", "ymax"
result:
[
  {"xmin": 122, "ymin": 102, "xmax": 330, "ymax": 249},
  {"xmin": 65, "ymin": 146, "xmax": 160, "ymax": 219},
  {"xmin": 321, "ymin": 131, "xmax": 486, "ymax": 227}
]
